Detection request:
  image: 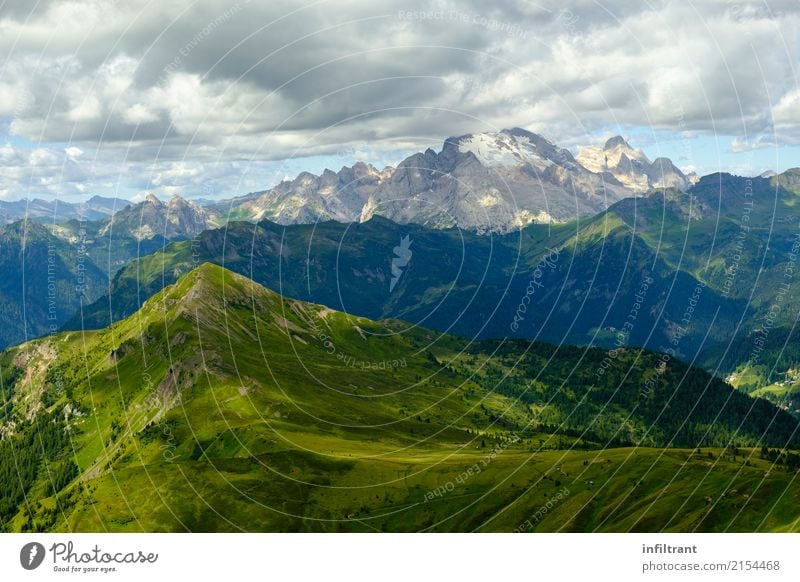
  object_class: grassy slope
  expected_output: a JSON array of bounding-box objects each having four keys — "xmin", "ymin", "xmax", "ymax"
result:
[{"xmin": 3, "ymin": 264, "xmax": 799, "ymax": 532}]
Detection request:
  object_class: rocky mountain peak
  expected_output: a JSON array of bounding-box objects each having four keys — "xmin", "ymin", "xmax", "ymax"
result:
[
  {"xmin": 99, "ymin": 191, "xmax": 217, "ymax": 241},
  {"xmin": 143, "ymin": 193, "xmax": 163, "ymax": 206},
  {"xmin": 604, "ymin": 135, "xmax": 629, "ymax": 150},
  {"xmin": 577, "ymin": 136, "xmax": 687, "ymax": 193},
  {"xmin": 167, "ymin": 194, "xmax": 192, "ymax": 208}
]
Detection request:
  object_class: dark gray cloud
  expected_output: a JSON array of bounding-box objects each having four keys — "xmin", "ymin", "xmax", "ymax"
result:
[{"xmin": 0, "ymin": 0, "xmax": 797, "ymax": 199}]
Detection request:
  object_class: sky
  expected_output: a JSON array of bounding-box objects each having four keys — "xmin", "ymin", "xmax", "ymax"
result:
[{"xmin": 0, "ymin": 0, "xmax": 798, "ymax": 201}]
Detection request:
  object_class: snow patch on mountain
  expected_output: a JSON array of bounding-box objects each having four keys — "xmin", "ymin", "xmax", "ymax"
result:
[{"xmin": 457, "ymin": 131, "xmax": 555, "ymax": 171}]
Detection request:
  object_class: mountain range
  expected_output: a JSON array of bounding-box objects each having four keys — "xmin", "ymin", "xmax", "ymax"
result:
[
  {"xmin": 2, "ymin": 134, "xmax": 797, "ymax": 388},
  {"xmin": 72, "ymin": 170, "xmax": 800, "ymax": 394},
  {"xmin": 211, "ymin": 129, "xmax": 691, "ymax": 232},
  {"xmin": 0, "ymin": 127, "xmax": 697, "ymax": 350},
  {"xmin": 95, "ymin": 193, "xmax": 219, "ymax": 241},
  {"xmin": 0, "ymin": 195, "xmax": 130, "ymax": 224},
  {"xmin": 2, "ymin": 129, "xmax": 692, "ymax": 235}
]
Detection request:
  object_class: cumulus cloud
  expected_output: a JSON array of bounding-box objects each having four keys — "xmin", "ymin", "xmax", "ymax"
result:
[
  {"xmin": 64, "ymin": 146, "xmax": 83, "ymax": 159},
  {"xmin": 0, "ymin": 143, "xmax": 89, "ymax": 198},
  {"xmin": 0, "ymin": 0, "xmax": 797, "ymax": 199}
]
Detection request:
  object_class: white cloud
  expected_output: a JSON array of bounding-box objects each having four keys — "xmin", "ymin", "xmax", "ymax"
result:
[
  {"xmin": 64, "ymin": 146, "xmax": 83, "ymax": 159},
  {"xmin": 122, "ymin": 103, "xmax": 159, "ymax": 125},
  {"xmin": 772, "ymin": 88, "xmax": 800, "ymax": 127}
]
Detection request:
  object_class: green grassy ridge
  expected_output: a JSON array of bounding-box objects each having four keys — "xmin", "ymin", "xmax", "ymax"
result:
[{"xmin": 2, "ymin": 263, "xmax": 800, "ymax": 532}]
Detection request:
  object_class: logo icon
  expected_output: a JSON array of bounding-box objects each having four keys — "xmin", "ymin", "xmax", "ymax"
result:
[
  {"xmin": 20, "ymin": 542, "xmax": 46, "ymax": 570},
  {"xmin": 390, "ymin": 235, "xmax": 413, "ymax": 292}
]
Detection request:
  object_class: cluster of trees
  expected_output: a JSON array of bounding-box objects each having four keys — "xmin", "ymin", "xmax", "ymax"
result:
[
  {"xmin": 0, "ymin": 412, "xmax": 74, "ymax": 529},
  {"xmin": 0, "ymin": 364, "xmax": 23, "ymax": 422},
  {"xmin": 760, "ymin": 446, "xmax": 800, "ymax": 470}
]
